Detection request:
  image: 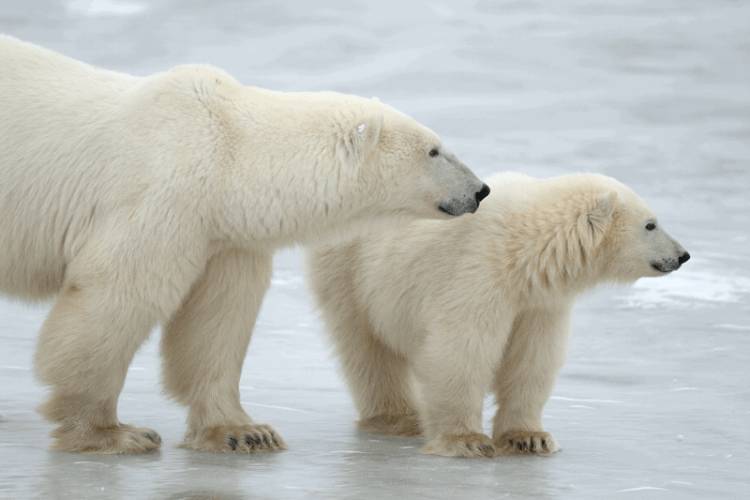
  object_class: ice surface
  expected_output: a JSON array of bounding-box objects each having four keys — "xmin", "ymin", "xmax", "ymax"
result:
[{"xmin": 1, "ymin": 0, "xmax": 749, "ymax": 498}]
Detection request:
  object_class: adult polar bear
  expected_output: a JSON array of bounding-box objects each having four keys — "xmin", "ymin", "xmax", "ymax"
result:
[
  {"xmin": 309, "ymin": 172, "xmax": 690, "ymax": 458},
  {"xmin": 0, "ymin": 36, "xmax": 489, "ymax": 454}
]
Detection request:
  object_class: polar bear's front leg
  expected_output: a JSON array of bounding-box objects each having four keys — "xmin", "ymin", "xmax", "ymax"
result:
[
  {"xmin": 162, "ymin": 249, "xmax": 285, "ymax": 453},
  {"xmin": 492, "ymin": 308, "xmax": 571, "ymax": 455},
  {"xmin": 415, "ymin": 319, "xmax": 511, "ymax": 458}
]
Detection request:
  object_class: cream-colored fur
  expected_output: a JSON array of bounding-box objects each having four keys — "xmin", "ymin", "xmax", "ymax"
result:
[
  {"xmin": 308, "ymin": 172, "xmax": 689, "ymax": 458},
  {"xmin": 0, "ymin": 36, "xmax": 486, "ymax": 454}
]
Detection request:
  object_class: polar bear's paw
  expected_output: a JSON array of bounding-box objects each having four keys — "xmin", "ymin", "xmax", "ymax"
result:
[
  {"xmin": 182, "ymin": 424, "xmax": 287, "ymax": 453},
  {"xmin": 496, "ymin": 431, "xmax": 559, "ymax": 456},
  {"xmin": 358, "ymin": 413, "xmax": 421, "ymax": 437},
  {"xmin": 52, "ymin": 423, "xmax": 162, "ymax": 454},
  {"xmin": 422, "ymin": 432, "xmax": 495, "ymax": 458}
]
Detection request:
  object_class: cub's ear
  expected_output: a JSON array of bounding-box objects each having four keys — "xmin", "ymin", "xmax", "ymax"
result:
[
  {"xmin": 580, "ymin": 191, "xmax": 617, "ymax": 247},
  {"xmin": 340, "ymin": 112, "xmax": 383, "ymax": 165},
  {"xmin": 589, "ymin": 191, "xmax": 617, "ymax": 224}
]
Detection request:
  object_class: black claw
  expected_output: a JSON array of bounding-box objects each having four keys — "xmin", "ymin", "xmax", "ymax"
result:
[
  {"xmin": 516, "ymin": 442, "xmax": 523, "ymax": 451},
  {"xmin": 261, "ymin": 434, "xmax": 271, "ymax": 447},
  {"xmin": 530, "ymin": 441, "xmax": 536, "ymax": 452},
  {"xmin": 541, "ymin": 439, "xmax": 548, "ymax": 450},
  {"xmin": 228, "ymin": 436, "xmax": 238, "ymax": 450},
  {"xmin": 245, "ymin": 434, "xmax": 261, "ymax": 447}
]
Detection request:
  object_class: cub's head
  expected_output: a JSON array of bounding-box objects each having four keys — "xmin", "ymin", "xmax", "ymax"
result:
[
  {"xmin": 338, "ymin": 99, "xmax": 488, "ymax": 219},
  {"xmin": 584, "ymin": 177, "xmax": 690, "ymax": 282}
]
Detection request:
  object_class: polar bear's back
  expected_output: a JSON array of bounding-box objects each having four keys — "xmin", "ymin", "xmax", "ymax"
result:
[
  {"xmin": 0, "ymin": 36, "xmax": 138, "ymax": 113},
  {"xmin": 0, "ymin": 37, "xmax": 139, "ymax": 157},
  {"xmin": 0, "ymin": 37, "xmax": 142, "ymax": 299},
  {"xmin": 0, "ymin": 36, "xmax": 134, "ymax": 84},
  {"xmin": 0, "ymin": 36, "xmax": 140, "ymax": 184}
]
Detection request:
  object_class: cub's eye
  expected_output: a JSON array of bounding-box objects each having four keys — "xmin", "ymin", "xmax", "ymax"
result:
[
  {"xmin": 645, "ymin": 222, "xmax": 656, "ymax": 231},
  {"xmin": 429, "ymin": 148, "xmax": 439, "ymax": 157}
]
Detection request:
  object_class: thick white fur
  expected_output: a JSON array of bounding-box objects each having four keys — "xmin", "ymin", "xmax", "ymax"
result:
[
  {"xmin": 0, "ymin": 36, "xmax": 484, "ymax": 454},
  {"xmin": 308, "ymin": 172, "xmax": 688, "ymax": 458}
]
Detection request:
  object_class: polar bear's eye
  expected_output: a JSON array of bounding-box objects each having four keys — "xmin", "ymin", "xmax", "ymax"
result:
[
  {"xmin": 429, "ymin": 148, "xmax": 439, "ymax": 157},
  {"xmin": 645, "ymin": 222, "xmax": 656, "ymax": 231}
]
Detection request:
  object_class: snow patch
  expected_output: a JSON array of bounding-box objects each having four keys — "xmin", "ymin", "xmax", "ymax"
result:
[{"xmin": 622, "ymin": 269, "xmax": 750, "ymax": 309}]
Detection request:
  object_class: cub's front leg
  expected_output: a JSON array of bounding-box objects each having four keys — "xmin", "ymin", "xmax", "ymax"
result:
[
  {"xmin": 414, "ymin": 318, "xmax": 511, "ymax": 458},
  {"xmin": 492, "ymin": 308, "xmax": 571, "ymax": 456}
]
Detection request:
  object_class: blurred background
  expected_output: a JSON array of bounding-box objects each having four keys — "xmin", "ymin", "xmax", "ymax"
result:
[{"xmin": 0, "ymin": 1, "xmax": 748, "ymax": 498}]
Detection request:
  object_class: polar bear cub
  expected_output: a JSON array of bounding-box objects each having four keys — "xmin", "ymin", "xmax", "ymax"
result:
[
  {"xmin": 0, "ymin": 36, "xmax": 488, "ymax": 454},
  {"xmin": 308, "ymin": 172, "xmax": 690, "ymax": 458}
]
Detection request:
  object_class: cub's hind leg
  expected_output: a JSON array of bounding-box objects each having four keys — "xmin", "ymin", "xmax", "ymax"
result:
[
  {"xmin": 308, "ymin": 245, "xmax": 419, "ymax": 437},
  {"xmin": 339, "ymin": 320, "xmax": 420, "ymax": 437}
]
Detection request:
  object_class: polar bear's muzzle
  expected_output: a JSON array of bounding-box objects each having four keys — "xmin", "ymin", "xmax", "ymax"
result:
[
  {"xmin": 438, "ymin": 183, "xmax": 490, "ymax": 216},
  {"xmin": 651, "ymin": 251, "xmax": 690, "ymax": 273}
]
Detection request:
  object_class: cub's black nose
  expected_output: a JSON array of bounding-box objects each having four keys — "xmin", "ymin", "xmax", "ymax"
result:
[
  {"xmin": 678, "ymin": 252, "xmax": 691, "ymax": 265},
  {"xmin": 475, "ymin": 184, "xmax": 491, "ymax": 205}
]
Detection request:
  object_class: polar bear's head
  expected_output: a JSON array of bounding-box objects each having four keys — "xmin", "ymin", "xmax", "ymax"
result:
[
  {"xmin": 585, "ymin": 178, "xmax": 690, "ymax": 282},
  {"xmin": 338, "ymin": 100, "xmax": 488, "ymax": 219}
]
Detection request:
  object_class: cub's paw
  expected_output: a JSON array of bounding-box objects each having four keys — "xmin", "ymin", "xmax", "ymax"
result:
[
  {"xmin": 182, "ymin": 424, "xmax": 287, "ymax": 453},
  {"xmin": 358, "ymin": 413, "xmax": 421, "ymax": 437},
  {"xmin": 52, "ymin": 424, "xmax": 161, "ymax": 454},
  {"xmin": 422, "ymin": 432, "xmax": 495, "ymax": 458},
  {"xmin": 496, "ymin": 431, "xmax": 559, "ymax": 456}
]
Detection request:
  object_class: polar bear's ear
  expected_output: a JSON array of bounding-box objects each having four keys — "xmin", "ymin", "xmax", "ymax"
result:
[
  {"xmin": 577, "ymin": 190, "xmax": 617, "ymax": 251},
  {"xmin": 586, "ymin": 191, "xmax": 617, "ymax": 238},
  {"xmin": 345, "ymin": 112, "xmax": 384, "ymax": 163}
]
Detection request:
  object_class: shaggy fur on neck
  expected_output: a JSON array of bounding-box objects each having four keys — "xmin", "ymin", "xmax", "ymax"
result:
[{"xmin": 489, "ymin": 180, "xmax": 616, "ymax": 300}]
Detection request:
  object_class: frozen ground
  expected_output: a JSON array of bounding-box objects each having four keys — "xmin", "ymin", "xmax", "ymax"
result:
[{"xmin": 1, "ymin": 0, "xmax": 749, "ymax": 498}]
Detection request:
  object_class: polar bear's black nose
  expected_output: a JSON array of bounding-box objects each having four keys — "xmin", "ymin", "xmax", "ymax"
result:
[
  {"xmin": 678, "ymin": 252, "xmax": 691, "ymax": 265},
  {"xmin": 475, "ymin": 184, "xmax": 491, "ymax": 205}
]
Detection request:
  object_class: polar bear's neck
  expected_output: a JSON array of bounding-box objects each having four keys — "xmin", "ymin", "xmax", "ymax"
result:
[
  {"xmin": 209, "ymin": 133, "xmax": 385, "ymax": 248},
  {"xmin": 489, "ymin": 181, "xmax": 608, "ymax": 300},
  {"xmin": 198, "ymin": 86, "xmax": 392, "ymax": 248},
  {"xmin": 212, "ymin": 159, "xmax": 380, "ymax": 248}
]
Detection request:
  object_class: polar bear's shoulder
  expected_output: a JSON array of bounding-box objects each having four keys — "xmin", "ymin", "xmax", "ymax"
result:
[
  {"xmin": 152, "ymin": 64, "xmax": 240, "ymax": 89},
  {"xmin": 117, "ymin": 64, "xmax": 245, "ymax": 131},
  {"xmin": 130, "ymin": 64, "xmax": 241, "ymax": 103}
]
